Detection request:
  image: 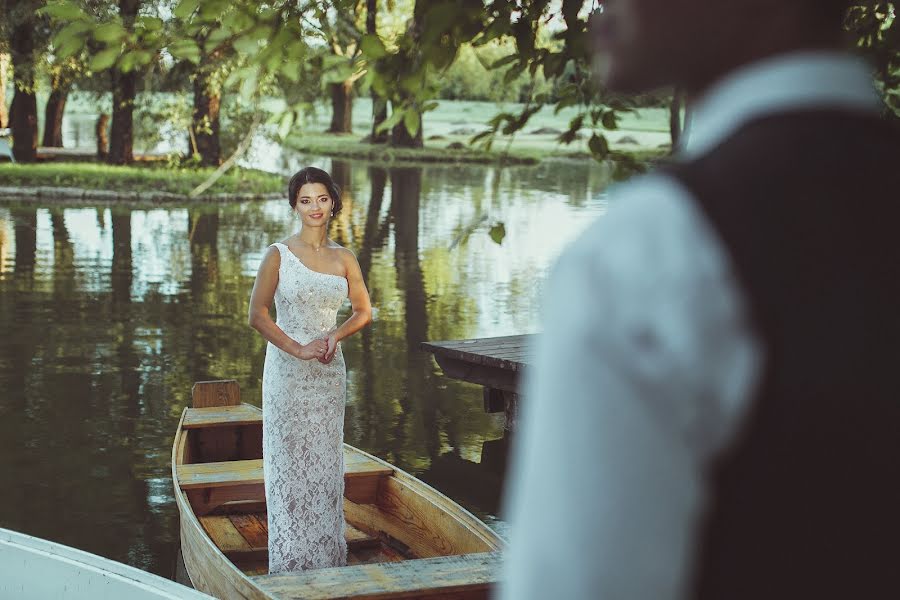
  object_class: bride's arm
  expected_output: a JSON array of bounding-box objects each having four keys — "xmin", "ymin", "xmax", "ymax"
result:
[
  {"xmin": 248, "ymin": 246, "xmax": 327, "ymax": 361},
  {"xmin": 323, "ymin": 249, "xmax": 373, "ymax": 361}
]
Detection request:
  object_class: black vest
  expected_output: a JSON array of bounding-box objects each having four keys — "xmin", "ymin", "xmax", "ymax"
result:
[{"xmin": 666, "ymin": 110, "xmax": 900, "ymax": 599}]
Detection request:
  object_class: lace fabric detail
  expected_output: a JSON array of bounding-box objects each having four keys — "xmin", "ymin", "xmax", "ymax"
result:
[{"xmin": 262, "ymin": 242, "xmax": 350, "ymax": 573}]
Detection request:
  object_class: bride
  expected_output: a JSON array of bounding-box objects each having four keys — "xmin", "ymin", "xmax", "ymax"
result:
[{"xmin": 247, "ymin": 166, "xmax": 372, "ymax": 573}]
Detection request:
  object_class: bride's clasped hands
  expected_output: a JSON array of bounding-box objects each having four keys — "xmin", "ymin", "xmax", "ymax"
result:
[{"xmin": 291, "ymin": 336, "xmax": 336, "ymax": 362}]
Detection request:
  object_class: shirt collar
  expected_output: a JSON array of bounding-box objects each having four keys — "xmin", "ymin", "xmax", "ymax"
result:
[{"xmin": 679, "ymin": 51, "xmax": 882, "ymax": 159}]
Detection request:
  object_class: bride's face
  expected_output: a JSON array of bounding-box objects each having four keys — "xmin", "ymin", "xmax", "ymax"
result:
[{"xmin": 294, "ymin": 182, "xmax": 333, "ymax": 227}]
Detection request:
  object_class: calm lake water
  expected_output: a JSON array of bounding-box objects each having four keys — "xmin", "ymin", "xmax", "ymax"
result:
[{"xmin": 0, "ymin": 157, "xmax": 611, "ymax": 578}]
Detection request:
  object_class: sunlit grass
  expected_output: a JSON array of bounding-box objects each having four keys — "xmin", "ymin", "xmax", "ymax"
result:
[{"xmin": 0, "ymin": 162, "xmax": 285, "ymax": 195}]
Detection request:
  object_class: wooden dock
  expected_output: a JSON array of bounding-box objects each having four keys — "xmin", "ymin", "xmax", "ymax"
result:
[{"xmin": 421, "ymin": 334, "xmax": 534, "ymax": 431}]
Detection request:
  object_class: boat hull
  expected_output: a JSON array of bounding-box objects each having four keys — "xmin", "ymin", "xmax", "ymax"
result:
[{"xmin": 0, "ymin": 527, "xmax": 212, "ymax": 600}]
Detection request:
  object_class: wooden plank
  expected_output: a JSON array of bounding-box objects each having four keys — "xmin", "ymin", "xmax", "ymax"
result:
[
  {"xmin": 199, "ymin": 515, "xmax": 252, "ymax": 552},
  {"xmin": 421, "ymin": 335, "xmax": 535, "ymax": 375},
  {"xmin": 178, "ymin": 451, "xmax": 392, "ymax": 490},
  {"xmin": 343, "ymin": 476, "xmax": 496, "ymax": 559},
  {"xmin": 251, "ymin": 552, "xmax": 500, "ymax": 600},
  {"xmin": 178, "ymin": 459, "xmax": 264, "ymax": 489},
  {"xmin": 345, "ymin": 523, "xmax": 379, "ymax": 549},
  {"xmin": 345, "ymin": 452, "xmax": 394, "ymax": 477},
  {"xmin": 184, "ymin": 405, "xmax": 263, "ymax": 429},
  {"xmin": 433, "ymin": 356, "xmax": 519, "ymax": 393},
  {"xmin": 179, "ymin": 452, "xmax": 392, "ymax": 512},
  {"xmin": 230, "ymin": 514, "xmax": 268, "ymax": 548},
  {"xmin": 192, "ymin": 380, "xmax": 241, "ymax": 408}
]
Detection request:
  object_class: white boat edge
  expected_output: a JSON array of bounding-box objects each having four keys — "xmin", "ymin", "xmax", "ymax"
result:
[{"xmin": 0, "ymin": 527, "xmax": 213, "ymax": 599}]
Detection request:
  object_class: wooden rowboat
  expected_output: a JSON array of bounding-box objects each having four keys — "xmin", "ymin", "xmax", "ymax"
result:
[{"xmin": 172, "ymin": 380, "xmax": 504, "ymax": 599}]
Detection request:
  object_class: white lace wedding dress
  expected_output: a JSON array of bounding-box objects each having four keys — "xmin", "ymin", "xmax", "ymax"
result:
[{"xmin": 262, "ymin": 242, "xmax": 349, "ymax": 573}]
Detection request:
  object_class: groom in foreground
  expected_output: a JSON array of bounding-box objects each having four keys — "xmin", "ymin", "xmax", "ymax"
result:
[{"xmin": 500, "ymin": 1, "xmax": 900, "ymax": 599}]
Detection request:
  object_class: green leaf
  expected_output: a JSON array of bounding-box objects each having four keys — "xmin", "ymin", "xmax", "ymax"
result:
[
  {"xmin": 489, "ymin": 222, "xmax": 506, "ymax": 245},
  {"xmin": 322, "ymin": 64, "xmax": 353, "ymax": 85},
  {"xmin": 280, "ymin": 61, "xmax": 302, "ymax": 83},
  {"xmin": 90, "ymin": 47, "xmax": 120, "ymax": 71},
  {"xmin": 39, "ymin": 2, "xmax": 87, "ymax": 21},
  {"xmin": 55, "ymin": 37, "xmax": 85, "ymax": 59},
  {"xmin": 233, "ymin": 35, "xmax": 262, "ymax": 55},
  {"xmin": 403, "ymin": 110, "xmax": 421, "ymax": 137},
  {"xmin": 240, "ymin": 70, "xmax": 259, "ymax": 101},
  {"xmin": 422, "ymin": 100, "xmax": 440, "ymax": 112},
  {"xmin": 277, "ymin": 111, "xmax": 295, "ymax": 139},
  {"xmin": 199, "ymin": 0, "xmax": 229, "ymax": 19},
  {"xmin": 588, "ymin": 133, "xmax": 610, "ymax": 158},
  {"xmin": 119, "ymin": 51, "xmax": 137, "ymax": 72},
  {"xmin": 173, "ymin": 0, "xmax": 200, "ymax": 19},
  {"xmin": 203, "ymin": 28, "xmax": 233, "ymax": 53},
  {"xmin": 54, "ymin": 21, "xmax": 92, "ymax": 45},
  {"xmin": 503, "ymin": 62, "xmax": 526, "ymax": 84},
  {"xmin": 359, "ymin": 34, "xmax": 387, "ymax": 60},
  {"xmin": 400, "ymin": 70, "xmax": 425, "ymax": 93},
  {"xmin": 376, "ymin": 107, "xmax": 405, "ymax": 134},
  {"xmin": 554, "ymin": 95, "xmax": 578, "ymax": 114},
  {"xmin": 322, "ymin": 54, "xmax": 347, "ymax": 70},
  {"xmin": 601, "ymin": 110, "xmax": 618, "ymax": 130},
  {"xmin": 138, "ymin": 16, "xmax": 164, "ymax": 31},
  {"xmin": 169, "ymin": 40, "xmax": 201, "ymax": 64},
  {"xmin": 94, "ymin": 22, "xmax": 127, "ymax": 43}
]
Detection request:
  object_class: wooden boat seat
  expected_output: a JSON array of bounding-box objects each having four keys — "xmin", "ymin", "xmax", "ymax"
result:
[
  {"xmin": 177, "ymin": 449, "xmax": 394, "ymax": 511},
  {"xmin": 250, "ymin": 551, "xmax": 502, "ymax": 599},
  {"xmin": 182, "ymin": 405, "xmax": 263, "ymax": 429}
]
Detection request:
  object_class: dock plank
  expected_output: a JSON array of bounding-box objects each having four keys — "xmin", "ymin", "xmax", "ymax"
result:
[
  {"xmin": 422, "ymin": 335, "xmax": 534, "ymax": 373},
  {"xmin": 252, "ymin": 552, "xmax": 500, "ymax": 600}
]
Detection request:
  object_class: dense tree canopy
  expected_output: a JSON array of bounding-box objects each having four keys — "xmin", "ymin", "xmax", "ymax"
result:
[{"xmin": 3, "ymin": 0, "xmax": 897, "ymax": 163}]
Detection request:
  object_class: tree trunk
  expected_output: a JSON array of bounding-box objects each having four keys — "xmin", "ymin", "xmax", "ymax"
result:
[
  {"xmin": 391, "ymin": 114, "xmax": 423, "ymax": 148},
  {"xmin": 96, "ymin": 113, "xmax": 109, "ymax": 159},
  {"xmin": 108, "ymin": 0, "xmax": 140, "ymax": 165},
  {"xmin": 366, "ymin": 0, "xmax": 388, "ymax": 143},
  {"xmin": 108, "ymin": 69, "xmax": 136, "ymax": 164},
  {"xmin": 42, "ymin": 86, "xmax": 68, "ymax": 148},
  {"xmin": 190, "ymin": 71, "xmax": 221, "ymax": 166},
  {"xmin": 9, "ymin": 11, "xmax": 38, "ymax": 162},
  {"xmin": 0, "ymin": 53, "xmax": 9, "ymax": 129},
  {"xmin": 327, "ymin": 80, "xmax": 354, "ymax": 134},
  {"xmin": 669, "ymin": 88, "xmax": 683, "ymax": 149},
  {"xmin": 9, "ymin": 91, "xmax": 37, "ymax": 162},
  {"xmin": 388, "ymin": 0, "xmax": 425, "ymax": 149}
]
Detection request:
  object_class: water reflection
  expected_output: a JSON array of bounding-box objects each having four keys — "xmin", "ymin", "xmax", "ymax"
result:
[{"xmin": 0, "ymin": 158, "xmax": 609, "ymax": 576}]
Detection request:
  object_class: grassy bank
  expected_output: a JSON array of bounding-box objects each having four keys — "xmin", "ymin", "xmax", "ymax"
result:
[
  {"xmin": 284, "ymin": 131, "xmax": 669, "ymax": 167},
  {"xmin": 0, "ymin": 162, "xmax": 285, "ymax": 195},
  {"xmin": 288, "ymin": 99, "xmax": 672, "ymax": 166}
]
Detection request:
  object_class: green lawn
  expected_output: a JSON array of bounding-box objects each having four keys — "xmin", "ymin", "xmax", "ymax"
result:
[
  {"xmin": 293, "ymin": 97, "xmax": 672, "ymax": 163},
  {"xmin": 0, "ymin": 162, "xmax": 285, "ymax": 195}
]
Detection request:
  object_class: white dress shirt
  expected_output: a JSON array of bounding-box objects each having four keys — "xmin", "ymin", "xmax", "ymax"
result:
[{"xmin": 498, "ymin": 52, "xmax": 882, "ymax": 600}]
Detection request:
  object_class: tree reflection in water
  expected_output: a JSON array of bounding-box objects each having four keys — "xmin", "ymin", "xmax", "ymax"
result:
[{"xmin": 0, "ymin": 156, "xmax": 609, "ymax": 576}]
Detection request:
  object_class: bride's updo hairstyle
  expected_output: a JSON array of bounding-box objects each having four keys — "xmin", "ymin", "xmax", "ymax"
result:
[{"xmin": 288, "ymin": 167, "xmax": 343, "ymax": 217}]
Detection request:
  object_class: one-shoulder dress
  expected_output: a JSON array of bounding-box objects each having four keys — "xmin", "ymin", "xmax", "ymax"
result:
[{"xmin": 262, "ymin": 242, "xmax": 349, "ymax": 573}]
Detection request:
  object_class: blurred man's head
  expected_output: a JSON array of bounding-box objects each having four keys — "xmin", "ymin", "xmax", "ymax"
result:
[{"xmin": 590, "ymin": 0, "xmax": 852, "ymax": 96}]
